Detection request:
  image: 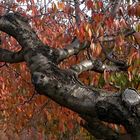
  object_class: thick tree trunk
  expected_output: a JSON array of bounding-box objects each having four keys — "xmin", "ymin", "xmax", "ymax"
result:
[{"xmin": 0, "ymin": 12, "xmax": 140, "ymax": 140}]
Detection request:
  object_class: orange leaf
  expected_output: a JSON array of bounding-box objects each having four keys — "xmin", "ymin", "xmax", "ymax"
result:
[
  {"xmin": 120, "ymin": 18, "xmax": 127, "ymax": 28},
  {"xmin": 134, "ymin": 32, "xmax": 140, "ymax": 44},
  {"xmin": 90, "ymin": 42, "xmax": 102, "ymax": 56},
  {"xmin": 98, "ymin": 26, "xmax": 104, "ymax": 37},
  {"xmin": 88, "ymin": 28, "xmax": 92, "ymax": 39},
  {"xmin": 136, "ymin": 4, "xmax": 140, "ymax": 17},
  {"xmin": 115, "ymin": 35, "xmax": 125, "ymax": 46},
  {"xmin": 58, "ymin": 2, "xmax": 65, "ymax": 10}
]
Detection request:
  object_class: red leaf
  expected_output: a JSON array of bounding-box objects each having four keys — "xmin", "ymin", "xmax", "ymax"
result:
[
  {"xmin": 87, "ymin": 0, "xmax": 94, "ymax": 9},
  {"xmin": 105, "ymin": 17, "xmax": 114, "ymax": 28},
  {"xmin": 67, "ymin": 121, "xmax": 74, "ymax": 130},
  {"xmin": 97, "ymin": 1, "xmax": 103, "ymax": 8}
]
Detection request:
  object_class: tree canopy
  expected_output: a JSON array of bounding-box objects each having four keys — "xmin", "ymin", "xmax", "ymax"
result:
[{"xmin": 0, "ymin": 0, "xmax": 140, "ymax": 140}]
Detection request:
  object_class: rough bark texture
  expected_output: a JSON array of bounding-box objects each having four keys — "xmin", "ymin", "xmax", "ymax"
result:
[{"xmin": 0, "ymin": 12, "xmax": 140, "ymax": 140}]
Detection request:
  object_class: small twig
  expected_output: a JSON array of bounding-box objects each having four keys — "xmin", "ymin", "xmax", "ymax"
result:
[
  {"xmin": 18, "ymin": 100, "xmax": 50, "ymax": 133},
  {"xmin": 0, "ymin": 62, "xmax": 6, "ymax": 68},
  {"xmin": 99, "ymin": 42, "xmax": 127, "ymax": 67},
  {"xmin": 5, "ymin": 63, "xmax": 31, "ymax": 85},
  {"xmin": 19, "ymin": 91, "xmax": 37, "ymax": 106}
]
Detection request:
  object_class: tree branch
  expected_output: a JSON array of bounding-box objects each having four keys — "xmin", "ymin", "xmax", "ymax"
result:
[
  {"xmin": 0, "ymin": 48, "xmax": 24, "ymax": 63},
  {"xmin": 70, "ymin": 59, "xmax": 128, "ymax": 75},
  {"xmin": 0, "ymin": 12, "xmax": 59, "ymax": 63},
  {"xmin": 99, "ymin": 28, "xmax": 136, "ymax": 42},
  {"xmin": 0, "ymin": 12, "xmax": 140, "ymax": 139},
  {"xmin": 57, "ymin": 39, "xmax": 90, "ymax": 62},
  {"xmin": 29, "ymin": 53, "xmax": 140, "ymax": 139},
  {"xmin": 81, "ymin": 115, "xmax": 120, "ymax": 140},
  {"xmin": 74, "ymin": 0, "xmax": 80, "ymax": 25},
  {"xmin": 70, "ymin": 59, "xmax": 104, "ymax": 74},
  {"xmin": 0, "ymin": 12, "xmax": 43, "ymax": 49}
]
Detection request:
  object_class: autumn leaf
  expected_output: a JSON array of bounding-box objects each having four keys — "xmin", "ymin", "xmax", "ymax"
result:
[
  {"xmin": 134, "ymin": 32, "xmax": 140, "ymax": 44},
  {"xmin": 136, "ymin": 3, "xmax": 140, "ymax": 17},
  {"xmin": 86, "ymin": 0, "xmax": 94, "ymax": 9},
  {"xmin": 115, "ymin": 35, "xmax": 125, "ymax": 46},
  {"xmin": 57, "ymin": 2, "xmax": 65, "ymax": 10},
  {"xmin": 104, "ymin": 70, "xmax": 110, "ymax": 83},
  {"xmin": 97, "ymin": 1, "xmax": 103, "ymax": 8},
  {"xmin": 52, "ymin": 2, "xmax": 57, "ymax": 12}
]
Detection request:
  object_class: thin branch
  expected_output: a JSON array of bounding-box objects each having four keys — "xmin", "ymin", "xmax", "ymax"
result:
[
  {"xmin": 5, "ymin": 63, "xmax": 31, "ymax": 85},
  {"xmin": 19, "ymin": 91, "xmax": 37, "ymax": 106},
  {"xmin": 70, "ymin": 59, "xmax": 128, "ymax": 75},
  {"xmin": 99, "ymin": 42, "xmax": 129, "ymax": 70},
  {"xmin": 110, "ymin": 0, "xmax": 122, "ymax": 17},
  {"xmin": 70, "ymin": 59, "xmax": 105, "ymax": 75},
  {"xmin": 98, "ymin": 28, "xmax": 136, "ymax": 42},
  {"xmin": 74, "ymin": 0, "xmax": 80, "ymax": 25}
]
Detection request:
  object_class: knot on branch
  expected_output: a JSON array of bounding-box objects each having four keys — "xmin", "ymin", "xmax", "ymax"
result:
[
  {"xmin": 122, "ymin": 88, "xmax": 140, "ymax": 110},
  {"xmin": 32, "ymin": 72, "xmax": 49, "ymax": 86}
]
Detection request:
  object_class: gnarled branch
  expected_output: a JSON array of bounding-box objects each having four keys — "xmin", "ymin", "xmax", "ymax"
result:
[{"xmin": 0, "ymin": 12, "xmax": 140, "ymax": 140}]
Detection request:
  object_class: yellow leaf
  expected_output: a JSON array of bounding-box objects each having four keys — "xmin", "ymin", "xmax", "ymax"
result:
[
  {"xmin": 88, "ymin": 28, "xmax": 92, "ymax": 39},
  {"xmin": 52, "ymin": 3, "xmax": 57, "ymax": 12},
  {"xmin": 85, "ymin": 24, "xmax": 90, "ymax": 32}
]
